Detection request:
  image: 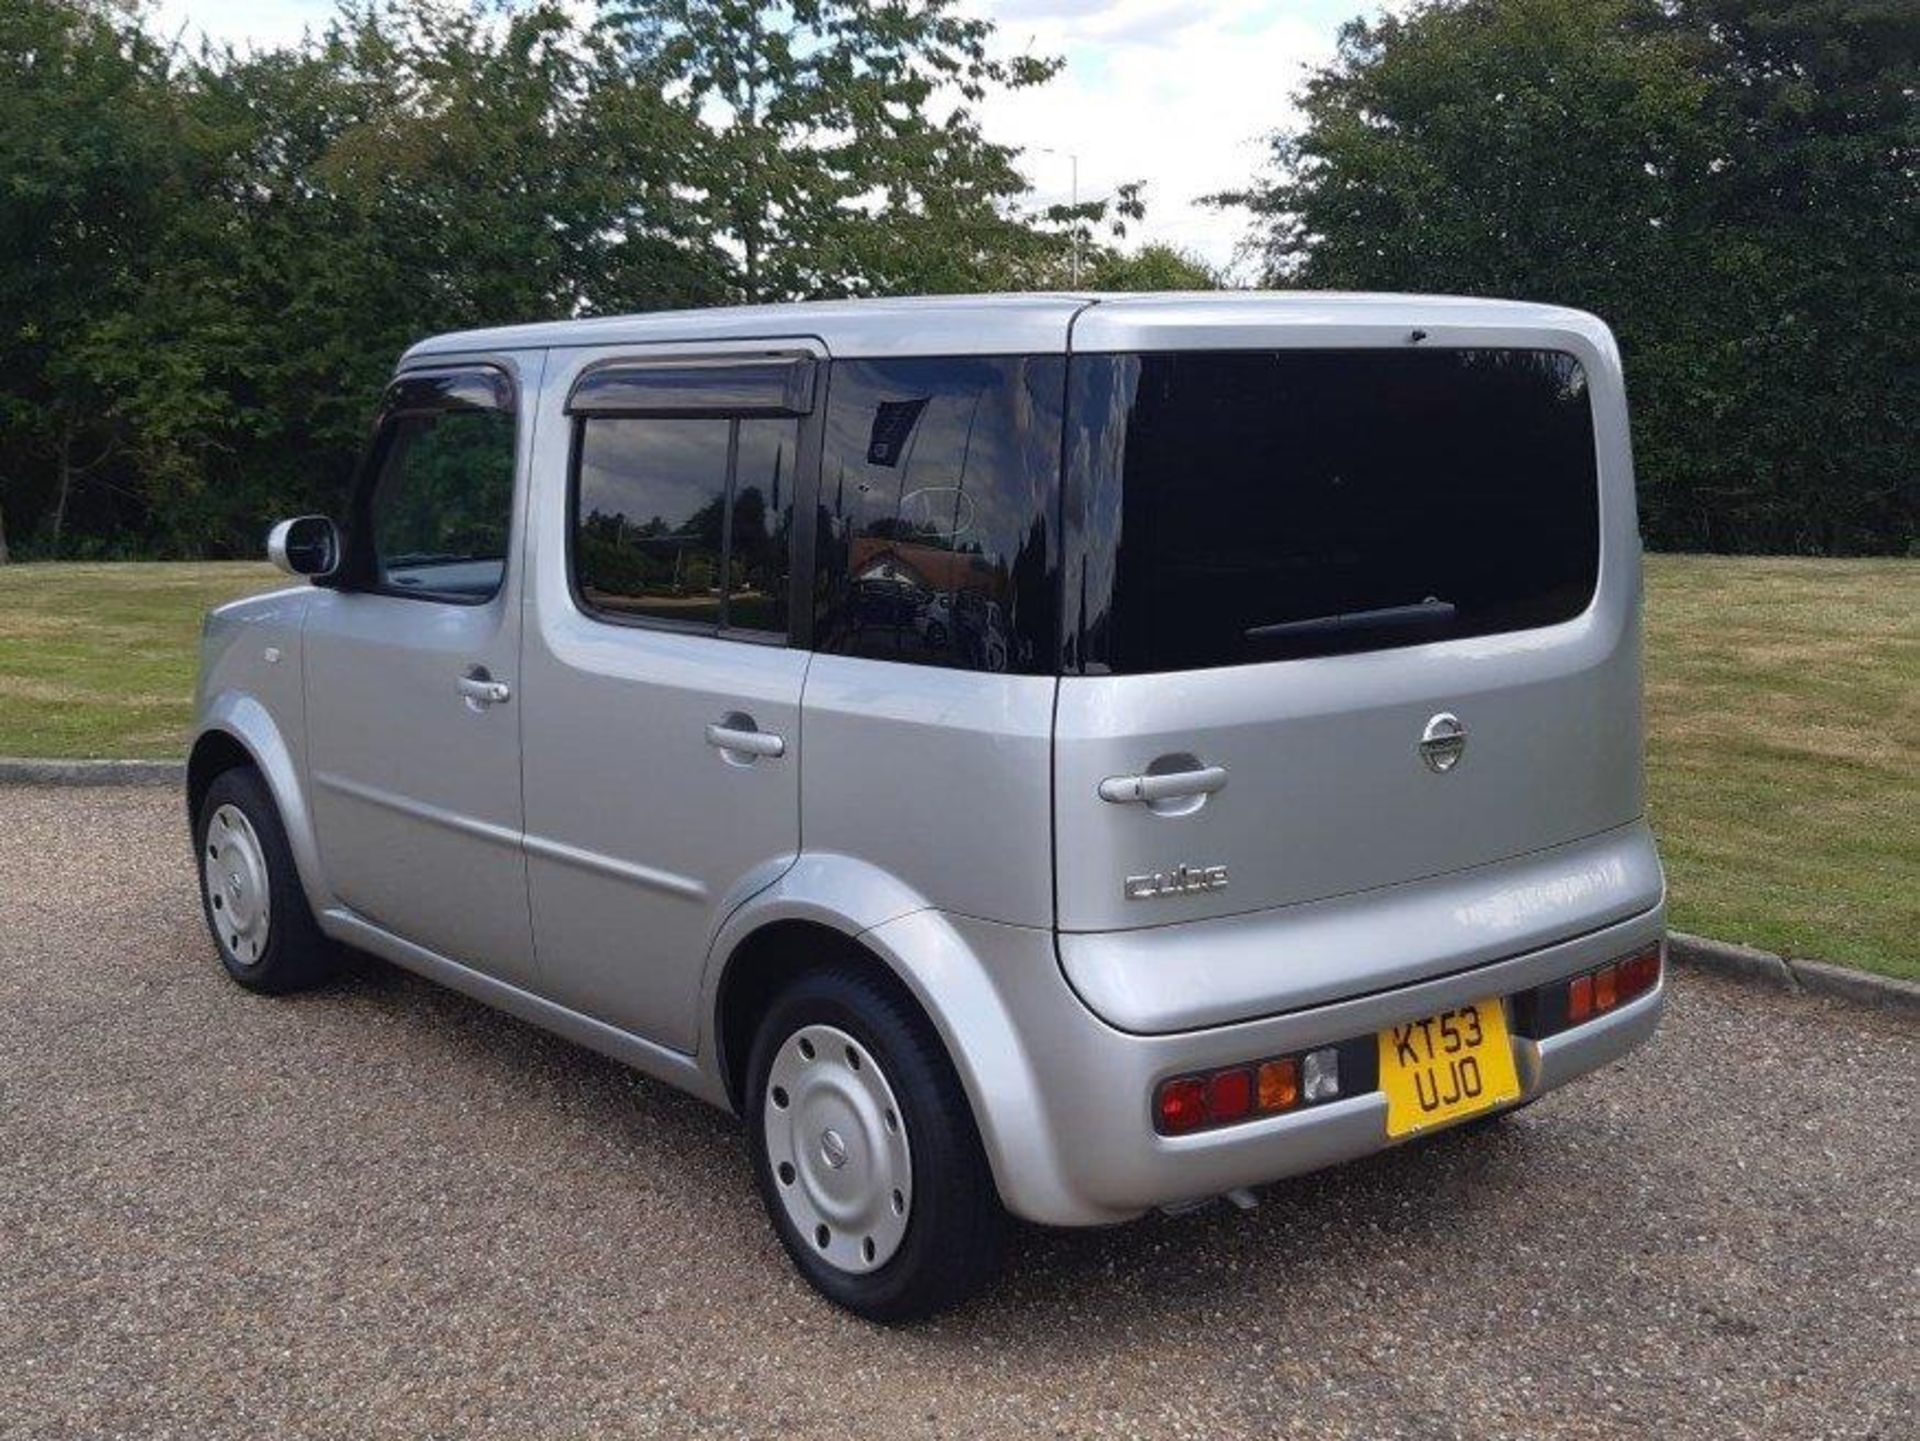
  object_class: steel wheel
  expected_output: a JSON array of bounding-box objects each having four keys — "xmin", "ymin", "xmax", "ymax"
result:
[
  {"xmin": 202, "ymin": 802, "xmax": 271, "ymax": 967},
  {"xmin": 762, "ymin": 1023, "xmax": 913, "ymax": 1274}
]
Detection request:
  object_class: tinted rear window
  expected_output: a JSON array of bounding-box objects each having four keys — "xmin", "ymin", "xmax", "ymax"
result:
[{"xmin": 1062, "ymin": 350, "xmax": 1600, "ymax": 674}]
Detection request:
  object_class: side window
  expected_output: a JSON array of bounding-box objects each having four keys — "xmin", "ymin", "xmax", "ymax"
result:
[
  {"xmin": 812, "ymin": 356, "xmax": 1063, "ymax": 674},
  {"xmin": 361, "ymin": 370, "xmax": 516, "ymax": 603},
  {"xmin": 573, "ymin": 415, "xmax": 796, "ymax": 635}
]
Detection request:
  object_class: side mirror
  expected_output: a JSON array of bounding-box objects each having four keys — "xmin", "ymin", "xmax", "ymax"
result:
[{"xmin": 267, "ymin": 515, "xmax": 341, "ymax": 580}]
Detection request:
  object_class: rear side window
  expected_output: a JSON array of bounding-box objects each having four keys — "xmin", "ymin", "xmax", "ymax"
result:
[
  {"xmin": 1063, "ymin": 349, "xmax": 1600, "ymax": 674},
  {"xmin": 573, "ymin": 415, "xmax": 797, "ymax": 635},
  {"xmin": 812, "ymin": 356, "xmax": 1064, "ymax": 674}
]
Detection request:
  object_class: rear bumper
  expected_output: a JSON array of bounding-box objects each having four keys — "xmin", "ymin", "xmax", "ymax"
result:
[
  {"xmin": 875, "ymin": 895, "xmax": 1665, "ymax": 1227},
  {"xmin": 1143, "ymin": 976, "xmax": 1663, "ymax": 1209},
  {"xmin": 1058, "ymin": 819, "xmax": 1666, "ymax": 1033}
]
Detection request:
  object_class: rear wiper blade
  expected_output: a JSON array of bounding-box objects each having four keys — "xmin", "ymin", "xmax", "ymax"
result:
[{"xmin": 1245, "ymin": 598, "xmax": 1457, "ymax": 644}]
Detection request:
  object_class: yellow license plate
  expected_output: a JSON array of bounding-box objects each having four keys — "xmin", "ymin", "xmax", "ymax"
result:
[{"xmin": 1377, "ymin": 999, "xmax": 1522, "ymax": 1138}]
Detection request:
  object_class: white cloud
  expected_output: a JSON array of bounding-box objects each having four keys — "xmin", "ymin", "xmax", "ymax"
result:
[
  {"xmin": 150, "ymin": 0, "xmax": 1359, "ymax": 276},
  {"xmin": 150, "ymin": 0, "xmax": 337, "ymax": 52},
  {"xmin": 972, "ymin": 0, "xmax": 1349, "ymax": 276}
]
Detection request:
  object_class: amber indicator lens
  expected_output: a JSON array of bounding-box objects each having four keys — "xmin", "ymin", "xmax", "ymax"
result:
[
  {"xmin": 1568, "ymin": 974, "xmax": 1594, "ymax": 1023},
  {"xmin": 1257, "ymin": 1058, "xmax": 1299, "ymax": 1112}
]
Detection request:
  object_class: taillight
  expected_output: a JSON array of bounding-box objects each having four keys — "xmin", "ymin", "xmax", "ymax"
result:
[
  {"xmin": 1618, "ymin": 945, "xmax": 1661, "ymax": 998},
  {"xmin": 1155, "ymin": 1046, "xmax": 1352, "ymax": 1136},
  {"xmin": 1542, "ymin": 942, "xmax": 1662, "ymax": 1037},
  {"xmin": 1156, "ymin": 1077, "xmax": 1208, "ymax": 1134},
  {"xmin": 1205, "ymin": 1068, "xmax": 1254, "ymax": 1124},
  {"xmin": 1568, "ymin": 973, "xmax": 1594, "ymax": 1024},
  {"xmin": 1257, "ymin": 1058, "xmax": 1299, "ymax": 1111}
]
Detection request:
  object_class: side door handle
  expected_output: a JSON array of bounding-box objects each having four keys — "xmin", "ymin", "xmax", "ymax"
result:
[
  {"xmin": 706, "ymin": 723, "xmax": 785, "ymax": 759},
  {"xmin": 1098, "ymin": 765, "xmax": 1228, "ymax": 804},
  {"xmin": 457, "ymin": 670, "xmax": 512, "ymax": 707}
]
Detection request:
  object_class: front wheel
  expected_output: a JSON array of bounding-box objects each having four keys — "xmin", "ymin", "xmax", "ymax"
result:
[
  {"xmin": 196, "ymin": 766, "xmax": 339, "ymax": 994},
  {"xmin": 745, "ymin": 964, "xmax": 1006, "ymax": 1322}
]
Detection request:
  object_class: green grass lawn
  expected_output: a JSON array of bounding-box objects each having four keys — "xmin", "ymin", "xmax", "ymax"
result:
[
  {"xmin": 1643, "ymin": 554, "xmax": 1917, "ymax": 981},
  {"xmin": 0, "ymin": 561, "xmax": 282, "ymax": 759},
  {"xmin": 1, "ymin": 555, "xmax": 1915, "ymax": 978}
]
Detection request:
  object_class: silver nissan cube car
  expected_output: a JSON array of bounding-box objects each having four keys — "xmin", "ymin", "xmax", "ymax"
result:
[{"xmin": 191, "ymin": 293, "xmax": 1666, "ymax": 1320}]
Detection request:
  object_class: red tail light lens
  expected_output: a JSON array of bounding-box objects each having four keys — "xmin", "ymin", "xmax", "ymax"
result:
[
  {"xmin": 1618, "ymin": 945, "xmax": 1662, "ymax": 1000},
  {"xmin": 1157, "ymin": 1077, "xmax": 1208, "ymax": 1134},
  {"xmin": 1206, "ymin": 1068, "xmax": 1254, "ymax": 1123}
]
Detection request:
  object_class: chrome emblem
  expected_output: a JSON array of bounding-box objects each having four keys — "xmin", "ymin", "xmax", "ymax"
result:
[
  {"xmin": 819, "ymin": 1129, "xmax": 849, "ymax": 1169},
  {"xmin": 1418, "ymin": 712, "xmax": 1467, "ymax": 773},
  {"xmin": 1124, "ymin": 864, "xmax": 1229, "ymax": 901}
]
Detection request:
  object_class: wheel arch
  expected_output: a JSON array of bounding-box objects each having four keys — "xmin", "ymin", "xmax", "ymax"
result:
[
  {"xmin": 188, "ymin": 694, "xmax": 330, "ymax": 917},
  {"xmin": 702, "ymin": 863, "xmax": 1087, "ymax": 1224},
  {"xmin": 712, "ymin": 918, "xmax": 895, "ymax": 1113}
]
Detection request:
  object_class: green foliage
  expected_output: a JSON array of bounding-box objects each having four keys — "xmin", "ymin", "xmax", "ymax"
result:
[
  {"xmin": 599, "ymin": 0, "xmax": 1074, "ymax": 299},
  {"xmin": 1222, "ymin": 0, "xmax": 1917, "ymax": 555},
  {"xmin": 0, "ymin": 0, "xmax": 1120, "ymax": 559},
  {"xmin": 1084, "ymin": 243, "xmax": 1222, "ymax": 292},
  {"xmin": 371, "ymin": 410, "xmax": 517, "ymax": 565},
  {"xmin": 0, "ymin": 0, "xmax": 182, "ymax": 560}
]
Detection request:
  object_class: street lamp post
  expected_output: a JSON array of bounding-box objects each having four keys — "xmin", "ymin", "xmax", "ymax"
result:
[{"xmin": 1037, "ymin": 147, "xmax": 1081, "ymax": 285}]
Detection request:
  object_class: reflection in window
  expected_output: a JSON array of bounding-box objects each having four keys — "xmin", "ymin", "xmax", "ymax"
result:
[
  {"xmin": 369, "ymin": 406, "xmax": 516, "ymax": 601},
  {"xmin": 813, "ymin": 357, "xmax": 1063, "ymax": 674},
  {"xmin": 728, "ymin": 420, "xmax": 794, "ymax": 634},
  {"xmin": 574, "ymin": 416, "xmax": 793, "ymax": 633}
]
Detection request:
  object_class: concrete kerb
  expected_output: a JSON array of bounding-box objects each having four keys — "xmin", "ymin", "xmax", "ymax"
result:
[
  {"xmin": 1667, "ymin": 930, "xmax": 1918, "ymax": 1021},
  {"xmin": 0, "ymin": 757, "xmax": 185, "ymax": 787}
]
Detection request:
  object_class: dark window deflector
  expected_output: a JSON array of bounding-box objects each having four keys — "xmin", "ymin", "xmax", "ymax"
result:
[{"xmin": 566, "ymin": 355, "xmax": 816, "ymax": 418}]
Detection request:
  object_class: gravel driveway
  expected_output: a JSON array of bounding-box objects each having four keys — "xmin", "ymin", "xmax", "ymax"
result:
[{"xmin": 1, "ymin": 784, "xmax": 1914, "ymax": 1440}]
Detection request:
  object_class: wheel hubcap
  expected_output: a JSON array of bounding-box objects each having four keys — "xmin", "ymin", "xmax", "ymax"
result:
[
  {"xmin": 203, "ymin": 804, "xmax": 270, "ymax": 965},
  {"xmin": 763, "ymin": 1023, "xmax": 912, "ymax": 1274}
]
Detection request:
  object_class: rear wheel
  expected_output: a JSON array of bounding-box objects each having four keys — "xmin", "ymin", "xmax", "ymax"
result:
[
  {"xmin": 745, "ymin": 964, "xmax": 1005, "ymax": 1322},
  {"xmin": 196, "ymin": 766, "xmax": 338, "ymax": 994}
]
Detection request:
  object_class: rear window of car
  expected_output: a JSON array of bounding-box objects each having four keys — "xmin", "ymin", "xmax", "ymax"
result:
[{"xmin": 1062, "ymin": 349, "xmax": 1601, "ymax": 674}]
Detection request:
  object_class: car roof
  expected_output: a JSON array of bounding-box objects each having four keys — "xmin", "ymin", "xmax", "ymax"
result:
[{"xmin": 401, "ymin": 291, "xmax": 1606, "ymax": 365}]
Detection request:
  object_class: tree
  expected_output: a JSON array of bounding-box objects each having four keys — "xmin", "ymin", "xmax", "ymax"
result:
[
  {"xmin": 1221, "ymin": 0, "xmax": 1916, "ymax": 554},
  {"xmin": 74, "ymin": 0, "xmax": 728, "ymax": 553},
  {"xmin": 596, "ymin": 0, "xmax": 1082, "ymax": 299},
  {"xmin": 1084, "ymin": 243, "xmax": 1222, "ymax": 292},
  {"xmin": 0, "ymin": 0, "xmax": 181, "ymax": 558},
  {"xmin": 0, "ymin": 0, "xmax": 1163, "ymax": 557}
]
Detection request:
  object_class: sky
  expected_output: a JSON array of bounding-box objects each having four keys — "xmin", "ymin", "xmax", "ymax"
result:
[{"xmin": 149, "ymin": 0, "xmax": 1375, "ymax": 276}]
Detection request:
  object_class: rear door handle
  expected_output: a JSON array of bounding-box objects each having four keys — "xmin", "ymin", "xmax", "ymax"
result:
[
  {"xmin": 1098, "ymin": 765, "xmax": 1228, "ymax": 804},
  {"xmin": 705, "ymin": 723, "xmax": 785, "ymax": 759},
  {"xmin": 457, "ymin": 673, "xmax": 512, "ymax": 707}
]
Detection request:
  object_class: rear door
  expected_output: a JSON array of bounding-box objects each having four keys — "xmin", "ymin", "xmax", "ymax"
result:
[
  {"xmin": 1054, "ymin": 303, "xmax": 1644, "ymax": 934},
  {"xmin": 517, "ymin": 344, "xmax": 820, "ymax": 1052}
]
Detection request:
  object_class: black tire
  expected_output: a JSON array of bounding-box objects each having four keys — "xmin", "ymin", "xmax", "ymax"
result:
[
  {"xmin": 745, "ymin": 962, "xmax": 1006, "ymax": 1323},
  {"xmin": 195, "ymin": 766, "xmax": 339, "ymax": 994}
]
